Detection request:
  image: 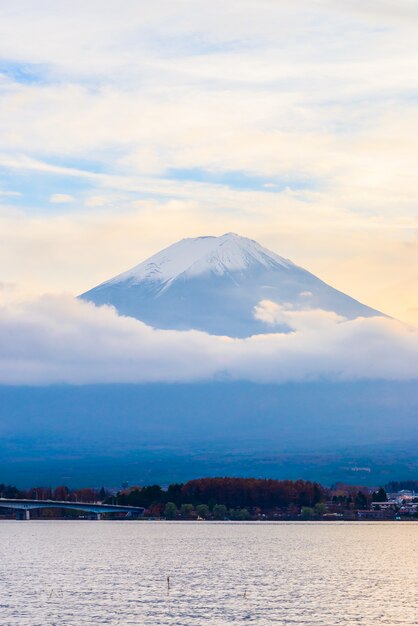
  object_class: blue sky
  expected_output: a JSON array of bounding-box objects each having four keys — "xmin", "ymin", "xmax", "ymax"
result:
[{"xmin": 0, "ymin": 0, "xmax": 417, "ymax": 324}]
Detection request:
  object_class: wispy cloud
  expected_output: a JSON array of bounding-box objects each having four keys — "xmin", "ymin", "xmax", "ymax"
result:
[{"xmin": 49, "ymin": 193, "xmax": 75, "ymax": 204}]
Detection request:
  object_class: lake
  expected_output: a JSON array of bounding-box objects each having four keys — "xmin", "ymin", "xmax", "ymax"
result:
[{"xmin": 0, "ymin": 521, "xmax": 416, "ymax": 625}]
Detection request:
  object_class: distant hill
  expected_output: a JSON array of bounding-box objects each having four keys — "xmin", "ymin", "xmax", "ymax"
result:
[{"xmin": 0, "ymin": 381, "xmax": 416, "ymax": 486}]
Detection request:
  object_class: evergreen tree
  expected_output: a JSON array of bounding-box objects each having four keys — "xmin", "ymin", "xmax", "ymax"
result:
[
  {"xmin": 164, "ymin": 502, "xmax": 177, "ymax": 520},
  {"xmin": 196, "ymin": 504, "xmax": 210, "ymax": 519},
  {"xmin": 213, "ymin": 504, "xmax": 228, "ymax": 520},
  {"xmin": 372, "ymin": 487, "xmax": 387, "ymax": 502},
  {"xmin": 355, "ymin": 492, "xmax": 368, "ymax": 509}
]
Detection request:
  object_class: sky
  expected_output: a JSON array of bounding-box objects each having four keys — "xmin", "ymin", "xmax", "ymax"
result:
[{"xmin": 0, "ymin": 0, "xmax": 418, "ymax": 329}]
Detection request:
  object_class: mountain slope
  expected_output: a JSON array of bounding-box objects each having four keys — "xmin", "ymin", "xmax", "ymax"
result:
[
  {"xmin": 1, "ymin": 381, "xmax": 417, "ymax": 485},
  {"xmin": 81, "ymin": 233, "xmax": 382, "ymax": 337}
]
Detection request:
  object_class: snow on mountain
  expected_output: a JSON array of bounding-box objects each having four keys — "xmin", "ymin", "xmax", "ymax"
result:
[
  {"xmin": 81, "ymin": 233, "xmax": 383, "ymax": 337},
  {"xmin": 105, "ymin": 233, "xmax": 292, "ymax": 291}
]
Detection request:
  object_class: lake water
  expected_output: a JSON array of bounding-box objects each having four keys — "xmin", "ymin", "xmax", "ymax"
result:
[{"xmin": 0, "ymin": 521, "xmax": 416, "ymax": 625}]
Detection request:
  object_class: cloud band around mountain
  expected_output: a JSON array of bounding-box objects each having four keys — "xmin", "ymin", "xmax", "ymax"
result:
[{"xmin": 0, "ymin": 295, "xmax": 416, "ymax": 385}]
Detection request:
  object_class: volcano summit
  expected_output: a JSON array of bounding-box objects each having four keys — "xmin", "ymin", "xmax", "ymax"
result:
[{"xmin": 81, "ymin": 233, "xmax": 382, "ymax": 337}]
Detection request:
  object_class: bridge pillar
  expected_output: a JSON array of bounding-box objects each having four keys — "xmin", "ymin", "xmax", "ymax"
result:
[
  {"xmin": 95, "ymin": 513, "xmax": 102, "ymax": 520},
  {"xmin": 16, "ymin": 510, "xmax": 30, "ymax": 520}
]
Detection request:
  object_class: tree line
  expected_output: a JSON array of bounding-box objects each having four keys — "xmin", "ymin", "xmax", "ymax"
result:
[
  {"xmin": 114, "ymin": 478, "xmax": 325, "ymax": 510},
  {"xmin": 0, "ymin": 483, "xmax": 106, "ymax": 503},
  {"xmin": 0, "ymin": 478, "xmax": 398, "ymax": 520}
]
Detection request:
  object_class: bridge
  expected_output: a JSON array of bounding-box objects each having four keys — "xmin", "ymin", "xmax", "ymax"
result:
[{"xmin": 0, "ymin": 498, "xmax": 144, "ymax": 520}]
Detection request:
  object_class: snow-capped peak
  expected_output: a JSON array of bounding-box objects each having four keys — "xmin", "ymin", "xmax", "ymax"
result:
[
  {"xmin": 105, "ymin": 233, "xmax": 293, "ymax": 288},
  {"xmin": 82, "ymin": 232, "xmax": 383, "ymax": 337}
]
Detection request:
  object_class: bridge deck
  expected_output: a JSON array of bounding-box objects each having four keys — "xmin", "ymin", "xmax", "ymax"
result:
[{"xmin": 0, "ymin": 498, "xmax": 144, "ymax": 518}]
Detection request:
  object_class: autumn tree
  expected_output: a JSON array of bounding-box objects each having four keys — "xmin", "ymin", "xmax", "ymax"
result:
[{"xmin": 54, "ymin": 486, "xmax": 69, "ymax": 501}]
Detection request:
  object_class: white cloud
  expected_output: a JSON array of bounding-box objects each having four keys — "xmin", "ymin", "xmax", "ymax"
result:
[
  {"xmin": 0, "ymin": 294, "xmax": 417, "ymax": 385},
  {"xmin": 49, "ymin": 193, "xmax": 75, "ymax": 204},
  {"xmin": 254, "ymin": 300, "xmax": 346, "ymax": 331}
]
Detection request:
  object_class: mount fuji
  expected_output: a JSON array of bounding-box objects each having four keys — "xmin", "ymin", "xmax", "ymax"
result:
[
  {"xmin": 81, "ymin": 233, "xmax": 382, "ymax": 336},
  {"xmin": 2, "ymin": 234, "xmax": 415, "ymax": 486}
]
